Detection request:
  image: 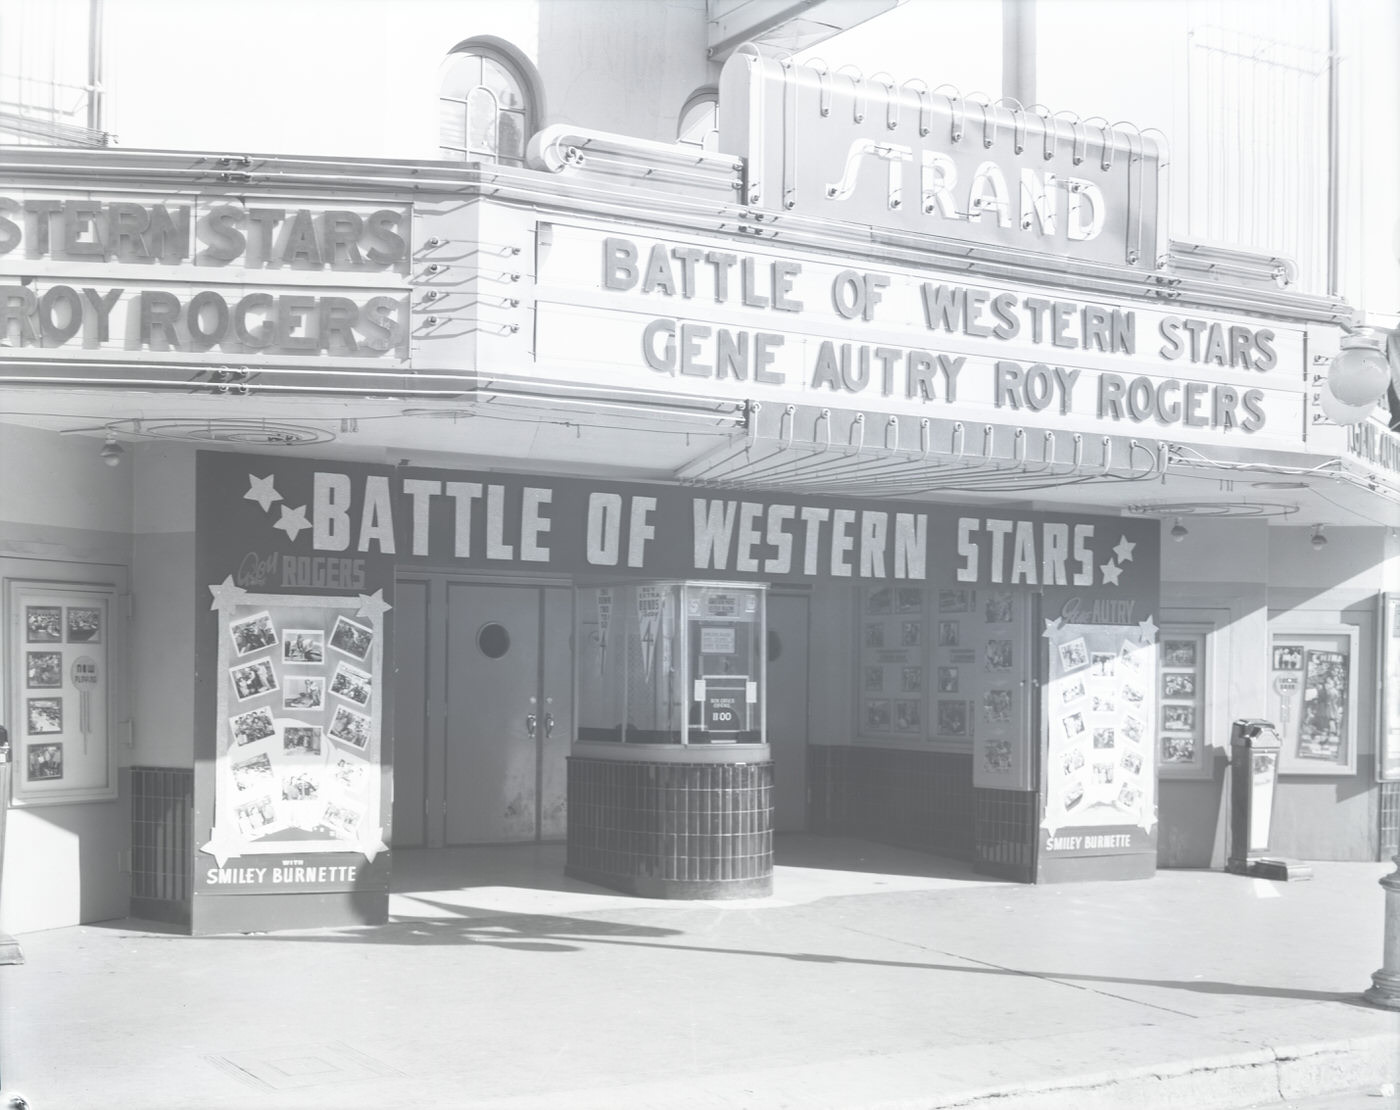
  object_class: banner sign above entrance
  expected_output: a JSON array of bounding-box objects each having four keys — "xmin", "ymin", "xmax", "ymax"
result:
[
  {"xmin": 718, "ymin": 48, "xmax": 1166, "ymax": 271},
  {"xmin": 195, "ymin": 451, "xmax": 1159, "ymax": 595}
]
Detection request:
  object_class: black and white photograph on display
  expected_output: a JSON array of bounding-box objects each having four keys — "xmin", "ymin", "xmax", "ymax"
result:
[
  {"xmin": 1062, "ymin": 711, "xmax": 1086, "ymax": 740},
  {"xmin": 937, "ymin": 621, "xmax": 959, "ymax": 647},
  {"xmin": 283, "ymin": 725, "xmax": 323, "ymax": 754},
  {"xmin": 936, "ymin": 700, "xmax": 968, "ymax": 737},
  {"xmin": 1090, "ymin": 652, "xmax": 1116, "ymax": 678},
  {"xmin": 322, "ymin": 801, "xmax": 363, "ymax": 838},
  {"xmin": 26, "ymin": 651, "xmax": 62, "ymax": 689},
  {"xmin": 1117, "ymin": 783, "xmax": 1141, "ymax": 810},
  {"xmin": 864, "ymin": 623, "xmax": 885, "ymax": 649},
  {"xmin": 282, "ymin": 771, "xmax": 319, "ymax": 800},
  {"xmin": 329, "ymin": 615, "xmax": 374, "ymax": 661},
  {"xmin": 1090, "ymin": 693, "xmax": 1116, "ymax": 714},
  {"xmin": 27, "ymin": 742, "xmax": 63, "ymax": 781},
  {"xmin": 27, "ymin": 697, "xmax": 63, "ymax": 735},
  {"xmin": 1162, "ymin": 704, "xmax": 1196, "ymax": 731},
  {"xmin": 1121, "ymin": 750, "xmax": 1143, "ymax": 775},
  {"xmin": 983, "ymin": 688, "xmax": 1012, "ymax": 724},
  {"xmin": 900, "ymin": 620, "xmax": 921, "ymax": 647},
  {"xmin": 230, "ymin": 706, "xmax": 276, "ymax": 747},
  {"xmin": 1162, "ymin": 673, "xmax": 1196, "ymax": 698},
  {"xmin": 230, "ymin": 611, "xmax": 277, "ymax": 656},
  {"xmin": 234, "ymin": 797, "xmax": 278, "ymax": 839},
  {"xmin": 1062, "ymin": 781, "xmax": 1084, "ymax": 812},
  {"xmin": 1163, "ymin": 734, "xmax": 1197, "ymax": 763},
  {"xmin": 1120, "ymin": 683, "xmax": 1145, "ymax": 708},
  {"xmin": 1117, "ymin": 642, "xmax": 1143, "ymax": 672},
  {"xmin": 1092, "ymin": 762, "xmax": 1115, "ymax": 785},
  {"xmin": 983, "ymin": 738, "xmax": 1013, "ymax": 773},
  {"xmin": 330, "ymin": 661, "xmax": 373, "ymax": 707},
  {"xmin": 1272, "ymin": 645, "xmax": 1303, "ymax": 671},
  {"xmin": 282, "ymin": 629, "xmax": 326, "ymax": 665},
  {"xmin": 866, "ymin": 587, "xmax": 892, "ymax": 615},
  {"xmin": 901, "ymin": 666, "xmax": 922, "ymax": 692},
  {"xmin": 66, "ymin": 606, "xmax": 102, "ymax": 643},
  {"xmin": 1057, "ymin": 637, "xmax": 1088, "ymax": 672},
  {"xmin": 1093, "ymin": 727, "xmax": 1115, "ymax": 749},
  {"xmin": 1122, "ymin": 714, "xmax": 1146, "ymax": 745},
  {"xmin": 937, "ymin": 666, "xmax": 959, "ymax": 693},
  {"xmin": 229, "ymin": 657, "xmax": 279, "ymax": 702},
  {"xmin": 333, "ymin": 758, "xmax": 367, "ymax": 791},
  {"xmin": 1162, "ymin": 640, "xmax": 1197, "ymax": 668},
  {"xmin": 985, "ymin": 639, "xmax": 1012, "ymax": 672},
  {"xmin": 894, "ymin": 699, "xmax": 921, "ymax": 733},
  {"xmin": 863, "ymin": 699, "xmax": 891, "ymax": 732},
  {"xmin": 1060, "ymin": 679, "xmax": 1086, "ymax": 705},
  {"xmin": 896, "ymin": 588, "xmax": 923, "ymax": 614},
  {"xmin": 231, "ymin": 753, "xmax": 274, "ymax": 792},
  {"xmin": 864, "ymin": 666, "xmax": 883, "ymax": 692},
  {"xmin": 937, "ymin": 590, "xmax": 972, "ymax": 613},
  {"xmin": 283, "ymin": 676, "xmax": 325, "ymax": 710},
  {"xmin": 1061, "ymin": 748, "xmax": 1085, "ymax": 775},
  {"xmin": 983, "ymin": 591, "xmax": 1013, "ymax": 624},
  {"xmin": 328, "ymin": 705, "xmax": 372, "ymax": 750},
  {"xmin": 26, "ymin": 606, "xmax": 62, "ymax": 643}
]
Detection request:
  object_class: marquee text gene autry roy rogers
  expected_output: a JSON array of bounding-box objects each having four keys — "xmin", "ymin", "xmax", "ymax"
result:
[{"xmin": 288, "ymin": 472, "xmax": 1108, "ymax": 586}]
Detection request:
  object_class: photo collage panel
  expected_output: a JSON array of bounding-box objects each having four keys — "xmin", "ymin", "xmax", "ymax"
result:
[
  {"xmin": 19, "ymin": 596, "xmax": 109, "ymax": 788},
  {"xmin": 222, "ymin": 603, "xmax": 378, "ymax": 846},
  {"xmin": 1045, "ymin": 624, "xmax": 1155, "ymax": 829},
  {"xmin": 1159, "ymin": 633, "xmax": 1205, "ymax": 772},
  {"xmin": 859, "ymin": 585, "xmax": 929, "ymax": 739}
]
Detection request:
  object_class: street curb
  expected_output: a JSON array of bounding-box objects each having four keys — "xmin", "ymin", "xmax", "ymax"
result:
[{"xmin": 908, "ymin": 1032, "xmax": 1400, "ymax": 1110}]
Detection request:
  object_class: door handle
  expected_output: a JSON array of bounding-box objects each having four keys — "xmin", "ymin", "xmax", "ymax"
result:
[
  {"xmin": 526, "ymin": 713, "xmax": 537, "ymax": 739},
  {"xmin": 543, "ymin": 712, "xmax": 554, "ymax": 738}
]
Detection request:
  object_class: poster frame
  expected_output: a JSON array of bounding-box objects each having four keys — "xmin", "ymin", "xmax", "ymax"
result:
[
  {"xmin": 1377, "ymin": 593, "xmax": 1400, "ymax": 783},
  {"xmin": 5, "ymin": 575, "xmax": 124, "ymax": 807},
  {"xmin": 1268, "ymin": 621, "xmax": 1359, "ymax": 777}
]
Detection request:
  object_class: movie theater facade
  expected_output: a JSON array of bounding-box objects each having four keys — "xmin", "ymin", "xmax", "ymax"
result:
[{"xmin": 2, "ymin": 52, "xmax": 1396, "ymax": 934}]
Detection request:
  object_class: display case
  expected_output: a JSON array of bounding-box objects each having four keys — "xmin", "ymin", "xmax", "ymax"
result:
[{"xmin": 575, "ymin": 581, "xmax": 765, "ymax": 745}]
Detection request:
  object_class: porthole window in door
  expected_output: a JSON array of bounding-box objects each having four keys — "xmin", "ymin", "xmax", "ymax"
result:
[
  {"xmin": 767, "ymin": 629, "xmax": 783, "ymax": 663},
  {"xmin": 477, "ymin": 622, "xmax": 511, "ymax": 659}
]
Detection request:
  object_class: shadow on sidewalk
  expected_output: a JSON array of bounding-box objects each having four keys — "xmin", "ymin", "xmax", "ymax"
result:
[{"xmin": 193, "ymin": 895, "xmax": 1369, "ymax": 1006}]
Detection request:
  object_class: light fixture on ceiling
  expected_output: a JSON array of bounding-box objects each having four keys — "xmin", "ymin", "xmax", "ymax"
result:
[
  {"xmin": 1170, "ymin": 517, "xmax": 1188, "ymax": 542},
  {"xmin": 99, "ymin": 434, "xmax": 125, "ymax": 467},
  {"xmin": 1311, "ymin": 524, "xmax": 1328, "ymax": 550}
]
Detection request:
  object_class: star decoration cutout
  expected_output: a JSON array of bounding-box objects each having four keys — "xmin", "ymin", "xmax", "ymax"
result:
[
  {"xmin": 1113, "ymin": 536, "xmax": 1136, "ymax": 563},
  {"xmin": 356, "ymin": 590, "xmax": 392, "ymax": 622},
  {"xmin": 199, "ymin": 825, "xmax": 245, "ymax": 868},
  {"xmin": 1137, "ymin": 615, "xmax": 1159, "ymax": 644},
  {"xmin": 208, "ymin": 575, "xmax": 248, "ymax": 612},
  {"xmin": 356, "ymin": 825, "xmax": 390, "ymax": 863},
  {"xmin": 1100, "ymin": 560, "xmax": 1123, "ymax": 586},
  {"xmin": 273, "ymin": 504, "xmax": 312, "ymax": 542},
  {"xmin": 244, "ymin": 473, "xmax": 282, "ymax": 513},
  {"xmin": 1042, "ymin": 616, "xmax": 1063, "ymax": 639}
]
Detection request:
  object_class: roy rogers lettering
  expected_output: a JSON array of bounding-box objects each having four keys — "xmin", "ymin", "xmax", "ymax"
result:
[{"xmin": 202, "ymin": 457, "xmax": 1157, "ymax": 591}]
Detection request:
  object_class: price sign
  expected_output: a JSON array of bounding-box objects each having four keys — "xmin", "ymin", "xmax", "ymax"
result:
[{"xmin": 703, "ymin": 676, "xmax": 748, "ymax": 734}]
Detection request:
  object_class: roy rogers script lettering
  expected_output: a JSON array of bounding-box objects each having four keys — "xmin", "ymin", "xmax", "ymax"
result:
[
  {"xmin": 597, "ymin": 236, "xmax": 1281, "ymax": 434},
  {"xmin": 0, "ymin": 198, "xmax": 409, "ymax": 356}
]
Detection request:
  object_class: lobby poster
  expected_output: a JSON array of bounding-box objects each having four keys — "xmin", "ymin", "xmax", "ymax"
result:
[
  {"xmin": 195, "ymin": 452, "xmax": 395, "ymax": 898},
  {"xmin": 1041, "ymin": 621, "xmax": 1158, "ymax": 853}
]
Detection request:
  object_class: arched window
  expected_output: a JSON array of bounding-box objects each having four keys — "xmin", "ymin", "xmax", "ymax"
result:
[
  {"xmin": 677, "ymin": 88, "xmax": 719, "ymax": 151},
  {"xmin": 439, "ymin": 40, "xmax": 539, "ymax": 166}
]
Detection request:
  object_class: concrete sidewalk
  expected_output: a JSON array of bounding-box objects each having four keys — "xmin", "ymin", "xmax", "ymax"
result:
[{"xmin": 1, "ymin": 837, "xmax": 1397, "ymax": 1110}]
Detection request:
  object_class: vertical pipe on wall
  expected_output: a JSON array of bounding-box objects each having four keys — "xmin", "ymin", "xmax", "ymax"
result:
[{"xmin": 1001, "ymin": 0, "xmax": 1035, "ymax": 108}]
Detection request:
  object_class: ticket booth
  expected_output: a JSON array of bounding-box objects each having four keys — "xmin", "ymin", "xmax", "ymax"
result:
[{"xmin": 567, "ymin": 582, "xmax": 772, "ymax": 897}]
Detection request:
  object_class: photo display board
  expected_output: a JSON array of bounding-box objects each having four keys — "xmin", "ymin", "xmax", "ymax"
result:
[
  {"xmin": 1041, "ymin": 621, "xmax": 1158, "ymax": 854},
  {"xmin": 196, "ymin": 453, "xmax": 395, "ymax": 899},
  {"xmin": 855, "ymin": 585, "xmax": 1033, "ymax": 789},
  {"xmin": 8, "ymin": 582, "xmax": 117, "ymax": 805},
  {"xmin": 1269, "ymin": 625, "xmax": 1359, "ymax": 776},
  {"xmin": 1156, "ymin": 630, "xmax": 1209, "ymax": 779}
]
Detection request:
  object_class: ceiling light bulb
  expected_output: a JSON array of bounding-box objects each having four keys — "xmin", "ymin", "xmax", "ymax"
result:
[
  {"xmin": 99, "ymin": 435, "xmax": 124, "ymax": 467},
  {"xmin": 1169, "ymin": 517, "xmax": 1188, "ymax": 542},
  {"xmin": 1311, "ymin": 524, "xmax": 1327, "ymax": 549}
]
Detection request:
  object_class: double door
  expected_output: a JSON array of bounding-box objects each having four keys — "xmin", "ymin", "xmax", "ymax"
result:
[{"xmin": 392, "ymin": 577, "xmax": 572, "ymax": 845}]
